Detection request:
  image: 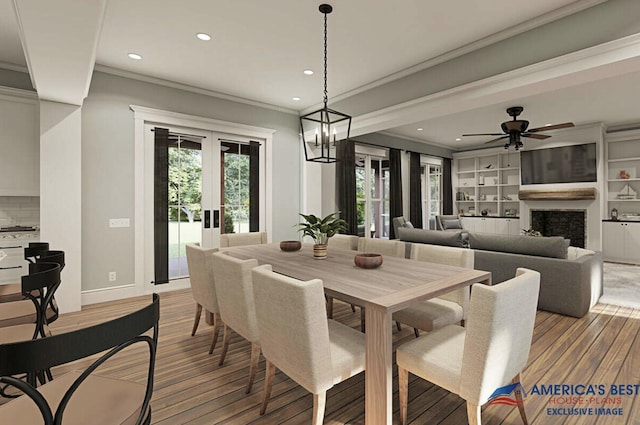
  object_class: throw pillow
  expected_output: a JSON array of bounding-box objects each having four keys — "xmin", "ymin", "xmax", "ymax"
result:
[
  {"xmin": 442, "ymin": 219, "xmax": 462, "ymax": 230},
  {"xmin": 402, "ymin": 221, "xmax": 414, "ymax": 229}
]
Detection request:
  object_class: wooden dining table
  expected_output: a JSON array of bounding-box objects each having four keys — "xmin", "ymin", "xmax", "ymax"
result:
[{"xmin": 225, "ymin": 243, "xmax": 491, "ymax": 425}]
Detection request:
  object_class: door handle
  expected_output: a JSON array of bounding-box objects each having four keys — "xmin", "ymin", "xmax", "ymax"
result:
[{"xmin": 204, "ymin": 210, "xmax": 211, "ymax": 229}]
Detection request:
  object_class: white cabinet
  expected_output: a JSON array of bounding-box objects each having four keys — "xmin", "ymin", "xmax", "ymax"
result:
[
  {"xmin": 603, "ymin": 221, "xmax": 640, "ymax": 264},
  {"xmin": 0, "ymin": 92, "xmax": 39, "ymax": 196},
  {"xmin": 495, "ymin": 218, "xmax": 521, "ymax": 235},
  {"xmin": 462, "ymin": 217, "xmax": 520, "ymax": 235}
]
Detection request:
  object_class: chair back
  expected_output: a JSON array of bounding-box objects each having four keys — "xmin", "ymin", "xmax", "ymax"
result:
[
  {"xmin": 211, "ymin": 252, "xmax": 260, "ymax": 343},
  {"xmin": 252, "ymin": 265, "xmax": 334, "ymax": 394},
  {"xmin": 460, "ymin": 268, "xmax": 540, "ymax": 405},
  {"xmin": 0, "ymin": 294, "xmax": 159, "ymax": 425},
  {"xmin": 24, "ymin": 242, "xmax": 49, "ymax": 264},
  {"xmin": 186, "ymin": 244, "xmax": 219, "ymax": 314},
  {"xmin": 410, "ymin": 244, "xmax": 473, "ymax": 317},
  {"xmin": 357, "ymin": 238, "xmax": 405, "ymax": 258},
  {"xmin": 219, "ymin": 232, "xmax": 268, "ymax": 248},
  {"xmin": 328, "ymin": 234, "xmax": 359, "ymax": 251},
  {"xmin": 22, "ymin": 262, "xmax": 61, "ymax": 338},
  {"xmin": 435, "ymin": 215, "xmax": 462, "ymax": 231}
]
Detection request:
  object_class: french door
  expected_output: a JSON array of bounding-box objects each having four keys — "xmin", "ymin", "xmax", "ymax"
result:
[
  {"xmin": 147, "ymin": 124, "xmax": 219, "ymax": 282},
  {"xmin": 356, "ymin": 153, "xmax": 390, "ymax": 239}
]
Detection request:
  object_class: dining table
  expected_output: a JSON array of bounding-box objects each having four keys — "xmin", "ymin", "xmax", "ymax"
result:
[{"xmin": 225, "ymin": 242, "xmax": 491, "ymax": 425}]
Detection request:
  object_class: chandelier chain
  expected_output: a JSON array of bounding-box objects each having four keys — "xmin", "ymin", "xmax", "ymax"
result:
[{"xmin": 323, "ymin": 10, "xmax": 328, "ymax": 107}]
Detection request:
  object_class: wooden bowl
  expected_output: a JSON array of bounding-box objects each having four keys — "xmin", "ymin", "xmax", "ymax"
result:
[
  {"xmin": 280, "ymin": 240, "xmax": 302, "ymax": 252},
  {"xmin": 354, "ymin": 253, "xmax": 383, "ymax": 269}
]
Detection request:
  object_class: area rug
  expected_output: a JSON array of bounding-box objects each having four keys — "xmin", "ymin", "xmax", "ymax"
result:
[{"xmin": 599, "ymin": 262, "xmax": 640, "ymax": 309}]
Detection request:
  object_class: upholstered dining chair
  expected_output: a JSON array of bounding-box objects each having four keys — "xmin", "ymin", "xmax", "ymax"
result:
[
  {"xmin": 211, "ymin": 251, "xmax": 261, "ymax": 393},
  {"xmin": 219, "ymin": 231, "xmax": 268, "ymax": 248},
  {"xmin": 356, "ymin": 238, "xmax": 406, "ymax": 332},
  {"xmin": 0, "ymin": 293, "xmax": 159, "ymax": 425},
  {"xmin": 185, "ymin": 243, "xmax": 222, "ymax": 355},
  {"xmin": 396, "ymin": 268, "xmax": 540, "ymax": 425},
  {"xmin": 251, "ymin": 264, "xmax": 365, "ymax": 425},
  {"xmin": 393, "ymin": 243, "xmax": 473, "ymax": 337},
  {"xmin": 325, "ymin": 234, "xmax": 360, "ymax": 317}
]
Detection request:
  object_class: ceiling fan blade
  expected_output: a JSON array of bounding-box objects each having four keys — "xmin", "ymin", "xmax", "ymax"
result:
[
  {"xmin": 463, "ymin": 133, "xmax": 504, "ymax": 137},
  {"xmin": 522, "ymin": 133, "xmax": 551, "ymax": 140},
  {"xmin": 527, "ymin": 122, "xmax": 575, "ymax": 132},
  {"xmin": 484, "ymin": 136, "xmax": 509, "ymax": 144}
]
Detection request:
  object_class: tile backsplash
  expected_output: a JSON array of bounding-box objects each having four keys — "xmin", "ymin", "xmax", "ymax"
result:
[{"xmin": 0, "ymin": 196, "xmax": 40, "ymax": 227}]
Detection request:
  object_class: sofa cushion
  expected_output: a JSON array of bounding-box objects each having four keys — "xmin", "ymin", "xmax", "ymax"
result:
[
  {"xmin": 398, "ymin": 228, "xmax": 464, "ymax": 248},
  {"xmin": 468, "ymin": 232, "xmax": 568, "ymax": 259},
  {"xmin": 442, "ymin": 219, "xmax": 462, "ymax": 230}
]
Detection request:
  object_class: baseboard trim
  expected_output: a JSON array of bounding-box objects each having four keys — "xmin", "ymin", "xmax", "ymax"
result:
[{"xmin": 81, "ymin": 284, "xmax": 139, "ymax": 305}]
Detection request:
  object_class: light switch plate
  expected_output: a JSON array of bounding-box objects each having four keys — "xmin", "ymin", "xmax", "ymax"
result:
[{"xmin": 109, "ymin": 218, "xmax": 130, "ymax": 228}]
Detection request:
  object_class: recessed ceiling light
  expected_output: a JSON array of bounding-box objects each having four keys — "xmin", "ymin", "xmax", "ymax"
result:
[
  {"xmin": 196, "ymin": 33, "xmax": 211, "ymax": 41},
  {"xmin": 456, "ymin": 138, "xmax": 461, "ymax": 141},
  {"xmin": 545, "ymin": 123, "xmax": 552, "ymax": 126},
  {"xmin": 128, "ymin": 53, "xmax": 142, "ymax": 60},
  {"xmin": 417, "ymin": 128, "xmax": 423, "ymax": 131},
  {"xmin": 292, "ymin": 97, "xmax": 301, "ymax": 101},
  {"xmin": 303, "ymin": 69, "xmax": 314, "ymax": 75}
]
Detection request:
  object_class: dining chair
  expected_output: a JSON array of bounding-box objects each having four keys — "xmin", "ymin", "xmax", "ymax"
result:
[
  {"xmin": 219, "ymin": 231, "xmax": 268, "ymax": 248},
  {"xmin": 252, "ymin": 264, "xmax": 365, "ymax": 425},
  {"xmin": 0, "ymin": 251, "xmax": 64, "ymax": 330},
  {"xmin": 211, "ymin": 251, "xmax": 261, "ymax": 393},
  {"xmin": 393, "ymin": 243, "xmax": 473, "ymax": 337},
  {"xmin": 0, "ymin": 242, "xmax": 50, "ymax": 303},
  {"xmin": 325, "ymin": 234, "xmax": 359, "ymax": 317},
  {"xmin": 356, "ymin": 238, "xmax": 406, "ymax": 332},
  {"xmin": 185, "ymin": 243, "xmax": 223, "ymax": 354},
  {"xmin": 0, "ymin": 293, "xmax": 159, "ymax": 425},
  {"xmin": 396, "ymin": 268, "xmax": 540, "ymax": 425}
]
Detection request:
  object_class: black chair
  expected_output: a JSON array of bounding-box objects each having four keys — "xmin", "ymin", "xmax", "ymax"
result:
[
  {"xmin": 0, "ymin": 242, "xmax": 51, "ymax": 303},
  {"xmin": 0, "ymin": 293, "xmax": 160, "ymax": 424},
  {"xmin": 0, "ymin": 251, "xmax": 65, "ymax": 329}
]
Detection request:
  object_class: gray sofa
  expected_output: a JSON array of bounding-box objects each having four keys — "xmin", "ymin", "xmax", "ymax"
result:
[{"xmin": 397, "ymin": 227, "xmax": 603, "ymax": 318}]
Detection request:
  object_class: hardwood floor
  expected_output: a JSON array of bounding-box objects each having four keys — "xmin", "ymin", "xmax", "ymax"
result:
[{"xmin": 35, "ymin": 291, "xmax": 640, "ymax": 424}]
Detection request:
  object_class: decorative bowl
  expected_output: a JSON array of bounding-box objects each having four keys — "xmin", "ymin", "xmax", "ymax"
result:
[
  {"xmin": 280, "ymin": 240, "xmax": 302, "ymax": 252},
  {"xmin": 354, "ymin": 253, "xmax": 383, "ymax": 269}
]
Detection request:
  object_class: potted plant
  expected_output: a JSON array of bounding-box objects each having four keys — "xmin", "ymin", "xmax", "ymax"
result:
[{"xmin": 297, "ymin": 212, "xmax": 348, "ymax": 259}]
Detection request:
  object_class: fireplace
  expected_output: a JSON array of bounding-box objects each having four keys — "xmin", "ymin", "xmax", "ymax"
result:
[{"xmin": 530, "ymin": 209, "xmax": 586, "ymax": 248}]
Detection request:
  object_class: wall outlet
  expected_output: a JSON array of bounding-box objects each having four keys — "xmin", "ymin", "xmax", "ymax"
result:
[
  {"xmin": 109, "ymin": 271, "xmax": 116, "ymax": 282},
  {"xmin": 109, "ymin": 218, "xmax": 130, "ymax": 228}
]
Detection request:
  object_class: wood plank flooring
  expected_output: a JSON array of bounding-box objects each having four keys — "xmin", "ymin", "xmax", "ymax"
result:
[{"xmin": 26, "ymin": 291, "xmax": 640, "ymax": 424}]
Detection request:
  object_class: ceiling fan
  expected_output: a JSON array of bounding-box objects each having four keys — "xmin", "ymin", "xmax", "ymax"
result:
[{"xmin": 462, "ymin": 106, "xmax": 575, "ymax": 150}]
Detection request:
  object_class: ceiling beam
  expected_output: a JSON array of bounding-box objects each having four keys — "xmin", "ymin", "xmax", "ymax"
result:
[{"xmin": 13, "ymin": 0, "xmax": 108, "ymax": 105}]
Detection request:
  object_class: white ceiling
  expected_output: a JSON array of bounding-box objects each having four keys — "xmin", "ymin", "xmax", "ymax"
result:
[{"xmin": 2, "ymin": 0, "xmax": 638, "ymax": 150}]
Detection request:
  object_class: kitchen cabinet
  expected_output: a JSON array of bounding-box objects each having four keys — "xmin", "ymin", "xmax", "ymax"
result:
[
  {"xmin": 0, "ymin": 92, "xmax": 39, "ymax": 196},
  {"xmin": 603, "ymin": 221, "xmax": 640, "ymax": 264},
  {"xmin": 0, "ymin": 232, "xmax": 40, "ymax": 284}
]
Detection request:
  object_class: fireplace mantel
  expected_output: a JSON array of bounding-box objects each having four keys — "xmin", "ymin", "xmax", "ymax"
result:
[{"xmin": 519, "ymin": 188, "xmax": 597, "ymax": 201}]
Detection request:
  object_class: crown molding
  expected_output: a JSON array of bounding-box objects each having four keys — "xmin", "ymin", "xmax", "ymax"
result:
[
  {"xmin": 377, "ymin": 130, "xmax": 452, "ymax": 150},
  {"xmin": 0, "ymin": 60, "xmax": 28, "ymax": 73},
  {"xmin": 97, "ymin": 65, "xmax": 298, "ymax": 116},
  {"xmin": 302, "ymin": 0, "xmax": 607, "ymax": 114},
  {"xmin": 0, "ymin": 85, "xmax": 37, "ymax": 102}
]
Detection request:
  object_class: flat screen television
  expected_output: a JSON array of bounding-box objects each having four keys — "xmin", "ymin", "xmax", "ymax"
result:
[{"xmin": 520, "ymin": 143, "xmax": 597, "ymax": 185}]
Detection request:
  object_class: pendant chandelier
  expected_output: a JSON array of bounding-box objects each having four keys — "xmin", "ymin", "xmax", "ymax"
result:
[{"xmin": 300, "ymin": 4, "xmax": 352, "ymax": 163}]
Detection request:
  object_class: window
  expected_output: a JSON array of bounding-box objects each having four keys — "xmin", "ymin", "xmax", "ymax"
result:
[
  {"xmin": 220, "ymin": 141, "xmax": 250, "ymax": 234},
  {"xmin": 356, "ymin": 154, "xmax": 390, "ymax": 238},
  {"xmin": 422, "ymin": 161, "xmax": 442, "ymax": 226}
]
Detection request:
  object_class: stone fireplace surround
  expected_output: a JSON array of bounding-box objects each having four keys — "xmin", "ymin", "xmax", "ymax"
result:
[{"xmin": 531, "ymin": 209, "xmax": 587, "ymax": 248}]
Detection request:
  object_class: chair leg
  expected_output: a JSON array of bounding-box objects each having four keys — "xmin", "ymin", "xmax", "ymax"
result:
[
  {"xmin": 326, "ymin": 296, "xmax": 334, "ymax": 319},
  {"xmin": 312, "ymin": 392, "xmax": 327, "ymax": 425},
  {"xmin": 413, "ymin": 328, "xmax": 420, "ymax": 338},
  {"xmin": 396, "ymin": 321, "xmax": 402, "ymax": 332},
  {"xmin": 260, "ymin": 359, "xmax": 276, "ymax": 415},
  {"xmin": 218, "ymin": 324, "xmax": 231, "ymax": 366},
  {"xmin": 191, "ymin": 303, "xmax": 203, "ymax": 336},
  {"xmin": 351, "ymin": 304, "xmax": 356, "ymax": 312},
  {"xmin": 360, "ymin": 307, "xmax": 366, "ymax": 333},
  {"xmin": 399, "ymin": 367, "xmax": 409, "ymax": 425},
  {"xmin": 467, "ymin": 402, "xmax": 481, "ymax": 425},
  {"xmin": 513, "ymin": 373, "xmax": 528, "ymax": 425},
  {"xmin": 246, "ymin": 342, "xmax": 261, "ymax": 394},
  {"xmin": 209, "ymin": 312, "xmax": 222, "ymax": 354}
]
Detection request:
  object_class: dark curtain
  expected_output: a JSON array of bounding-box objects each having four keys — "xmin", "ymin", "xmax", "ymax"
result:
[
  {"xmin": 389, "ymin": 148, "xmax": 403, "ymax": 239},
  {"xmin": 335, "ymin": 140, "xmax": 358, "ymax": 235},
  {"xmin": 153, "ymin": 127, "xmax": 169, "ymax": 284},
  {"xmin": 249, "ymin": 141, "xmax": 260, "ymax": 232},
  {"xmin": 409, "ymin": 152, "xmax": 423, "ymax": 229},
  {"xmin": 442, "ymin": 157, "xmax": 453, "ymax": 215}
]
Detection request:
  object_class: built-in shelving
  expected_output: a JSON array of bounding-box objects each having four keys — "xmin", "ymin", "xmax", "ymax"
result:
[{"xmin": 606, "ymin": 129, "xmax": 640, "ymax": 214}]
